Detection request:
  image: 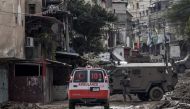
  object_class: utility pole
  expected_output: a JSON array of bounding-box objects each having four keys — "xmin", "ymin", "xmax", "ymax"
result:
[
  {"xmin": 163, "ymin": 19, "xmax": 168, "ymax": 73},
  {"xmin": 64, "ymin": 0, "xmax": 70, "ymax": 52},
  {"xmin": 65, "ymin": 13, "xmax": 70, "ymax": 52},
  {"xmin": 148, "ymin": 0, "xmax": 151, "ymax": 54}
]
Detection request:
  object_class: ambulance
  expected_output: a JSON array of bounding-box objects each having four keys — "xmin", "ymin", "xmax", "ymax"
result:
[{"xmin": 68, "ymin": 67, "xmax": 110, "ymax": 109}]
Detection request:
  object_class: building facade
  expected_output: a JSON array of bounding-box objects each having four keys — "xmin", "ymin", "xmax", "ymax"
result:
[
  {"xmin": 128, "ymin": 0, "xmax": 150, "ymax": 51},
  {"xmin": 0, "ymin": 0, "xmax": 25, "ymax": 104},
  {"xmin": 111, "ymin": 0, "xmax": 133, "ymax": 48},
  {"xmin": 0, "ymin": 0, "xmax": 25, "ymax": 59}
]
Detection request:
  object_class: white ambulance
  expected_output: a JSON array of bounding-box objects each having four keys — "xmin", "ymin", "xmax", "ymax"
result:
[{"xmin": 68, "ymin": 67, "xmax": 110, "ymax": 109}]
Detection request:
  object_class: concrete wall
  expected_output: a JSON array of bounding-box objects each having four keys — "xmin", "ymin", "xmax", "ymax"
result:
[
  {"xmin": 0, "ymin": 65, "xmax": 8, "ymax": 103},
  {"xmin": 0, "ymin": 0, "xmax": 25, "ymax": 58},
  {"xmin": 9, "ymin": 63, "xmax": 53, "ymax": 104}
]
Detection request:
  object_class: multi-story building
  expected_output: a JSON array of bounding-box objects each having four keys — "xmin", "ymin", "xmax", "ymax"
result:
[
  {"xmin": 111, "ymin": 0, "xmax": 133, "ymax": 48},
  {"xmin": 84, "ymin": 0, "xmax": 112, "ymax": 10},
  {"xmin": 0, "ymin": 0, "xmax": 25, "ymax": 104},
  {"xmin": 149, "ymin": 0, "xmax": 187, "ymax": 59},
  {"xmin": 128, "ymin": 0, "xmax": 150, "ymax": 51}
]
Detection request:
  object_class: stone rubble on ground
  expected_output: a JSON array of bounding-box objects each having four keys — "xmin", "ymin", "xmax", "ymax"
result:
[{"xmin": 0, "ymin": 102, "xmax": 41, "ymax": 109}]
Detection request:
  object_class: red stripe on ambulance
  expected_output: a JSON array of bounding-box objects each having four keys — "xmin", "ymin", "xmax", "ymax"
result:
[{"xmin": 68, "ymin": 90, "xmax": 109, "ymax": 99}]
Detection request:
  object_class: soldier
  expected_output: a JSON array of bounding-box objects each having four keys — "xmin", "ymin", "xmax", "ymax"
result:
[{"xmin": 120, "ymin": 73, "xmax": 132, "ymax": 102}]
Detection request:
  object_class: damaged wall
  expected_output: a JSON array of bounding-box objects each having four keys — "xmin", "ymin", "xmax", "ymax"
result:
[
  {"xmin": 9, "ymin": 64, "xmax": 43, "ymax": 103},
  {"xmin": 0, "ymin": 0, "xmax": 25, "ymax": 58}
]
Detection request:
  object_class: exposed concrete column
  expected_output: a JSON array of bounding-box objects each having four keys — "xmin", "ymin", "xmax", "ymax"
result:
[
  {"xmin": 114, "ymin": 31, "xmax": 117, "ymax": 47},
  {"xmin": 65, "ymin": 14, "xmax": 70, "ymax": 52}
]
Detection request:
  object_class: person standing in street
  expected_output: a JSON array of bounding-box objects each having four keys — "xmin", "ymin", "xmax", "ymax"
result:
[{"xmin": 120, "ymin": 73, "xmax": 132, "ymax": 102}]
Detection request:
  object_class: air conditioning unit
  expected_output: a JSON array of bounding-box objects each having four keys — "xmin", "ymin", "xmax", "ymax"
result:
[{"xmin": 25, "ymin": 37, "xmax": 34, "ymax": 47}]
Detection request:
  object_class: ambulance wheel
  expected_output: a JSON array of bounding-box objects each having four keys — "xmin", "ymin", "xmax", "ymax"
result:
[
  {"xmin": 69, "ymin": 102, "xmax": 75, "ymax": 109},
  {"xmin": 149, "ymin": 87, "xmax": 164, "ymax": 101},
  {"xmin": 137, "ymin": 93, "xmax": 149, "ymax": 101},
  {"xmin": 104, "ymin": 104, "xmax": 109, "ymax": 109}
]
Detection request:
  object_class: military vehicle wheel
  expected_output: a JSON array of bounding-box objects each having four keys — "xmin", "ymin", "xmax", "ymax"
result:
[
  {"xmin": 69, "ymin": 102, "xmax": 75, "ymax": 109},
  {"xmin": 179, "ymin": 65, "xmax": 185, "ymax": 73},
  {"xmin": 149, "ymin": 87, "xmax": 164, "ymax": 101},
  {"xmin": 137, "ymin": 93, "xmax": 149, "ymax": 101}
]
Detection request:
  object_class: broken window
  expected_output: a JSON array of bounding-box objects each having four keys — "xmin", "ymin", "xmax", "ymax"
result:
[{"xmin": 15, "ymin": 64, "xmax": 41, "ymax": 76}]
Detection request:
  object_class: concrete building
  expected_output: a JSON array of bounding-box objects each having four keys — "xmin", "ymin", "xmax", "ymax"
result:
[
  {"xmin": 127, "ymin": 0, "xmax": 150, "ymax": 50},
  {"xmin": 111, "ymin": 0, "xmax": 133, "ymax": 47},
  {"xmin": 0, "ymin": 0, "xmax": 25, "ymax": 104},
  {"xmin": 0, "ymin": 0, "xmax": 25, "ymax": 59}
]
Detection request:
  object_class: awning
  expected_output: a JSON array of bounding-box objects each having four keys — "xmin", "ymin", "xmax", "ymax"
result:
[
  {"xmin": 46, "ymin": 59, "xmax": 72, "ymax": 67},
  {"xmin": 26, "ymin": 15, "xmax": 63, "ymax": 26}
]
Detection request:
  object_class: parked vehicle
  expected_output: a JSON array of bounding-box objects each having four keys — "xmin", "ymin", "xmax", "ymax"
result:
[
  {"xmin": 109, "ymin": 63, "xmax": 178, "ymax": 101},
  {"xmin": 175, "ymin": 54, "xmax": 190, "ymax": 73},
  {"xmin": 68, "ymin": 66, "xmax": 110, "ymax": 109}
]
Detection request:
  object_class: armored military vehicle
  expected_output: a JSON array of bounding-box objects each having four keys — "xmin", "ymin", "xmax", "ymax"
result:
[{"xmin": 109, "ymin": 63, "xmax": 178, "ymax": 101}]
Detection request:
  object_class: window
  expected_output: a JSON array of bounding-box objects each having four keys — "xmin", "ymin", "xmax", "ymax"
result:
[
  {"xmin": 136, "ymin": 3, "xmax": 139, "ymax": 9},
  {"xmin": 146, "ymin": 10, "xmax": 149, "ymax": 15},
  {"xmin": 73, "ymin": 70, "xmax": 87, "ymax": 82},
  {"xmin": 29, "ymin": 4, "xmax": 36, "ymax": 14},
  {"xmin": 143, "ymin": 11, "xmax": 145, "ymax": 16},
  {"xmin": 132, "ymin": 69, "xmax": 141, "ymax": 75},
  {"xmin": 15, "ymin": 64, "xmax": 41, "ymax": 76},
  {"xmin": 114, "ymin": 69, "xmax": 126, "ymax": 77},
  {"xmin": 90, "ymin": 70, "xmax": 104, "ymax": 82},
  {"xmin": 125, "ymin": 3, "xmax": 128, "ymax": 7}
]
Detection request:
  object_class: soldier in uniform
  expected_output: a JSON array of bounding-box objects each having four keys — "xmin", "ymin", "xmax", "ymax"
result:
[{"xmin": 120, "ymin": 72, "xmax": 132, "ymax": 102}]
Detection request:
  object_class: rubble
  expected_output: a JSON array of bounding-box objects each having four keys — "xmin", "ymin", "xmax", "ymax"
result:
[
  {"xmin": 0, "ymin": 102, "xmax": 41, "ymax": 109},
  {"xmin": 153, "ymin": 73, "xmax": 190, "ymax": 109},
  {"xmin": 171, "ymin": 75, "xmax": 190, "ymax": 103},
  {"xmin": 153, "ymin": 100, "xmax": 190, "ymax": 109}
]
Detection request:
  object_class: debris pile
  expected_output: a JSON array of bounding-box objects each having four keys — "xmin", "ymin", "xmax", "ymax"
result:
[
  {"xmin": 154, "ymin": 100, "xmax": 190, "ymax": 109},
  {"xmin": 171, "ymin": 76, "xmax": 190, "ymax": 103},
  {"xmin": 0, "ymin": 102, "xmax": 41, "ymax": 109}
]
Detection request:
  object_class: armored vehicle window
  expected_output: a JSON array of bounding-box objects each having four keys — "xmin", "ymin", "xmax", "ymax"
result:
[
  {"xmin": 132, "ymin": 69, "xmax": 141, "ymax": 75},
  {"xmin": 114, "ymin": 69, "xmax": 127, "ymax": 77}
]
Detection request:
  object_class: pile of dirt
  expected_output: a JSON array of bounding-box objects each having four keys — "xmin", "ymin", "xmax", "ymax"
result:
[
  {"xmin": 0, "ymin": 102, "xmax": 41, "ymax": 109},
  {"xmin": 171, "ymin": 76, "xmax": 190, "ymax": 103}
]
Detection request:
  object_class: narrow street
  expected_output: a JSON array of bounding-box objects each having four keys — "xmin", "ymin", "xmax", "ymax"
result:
[
  {"xmin": 1, "ymin": 0, "xmax": 190, "ymax": 109},
  {"xmin": 1, "ymin": 71, "xmax": 190, "ymax": 109}
]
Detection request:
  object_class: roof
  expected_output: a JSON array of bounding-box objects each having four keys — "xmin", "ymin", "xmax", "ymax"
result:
[
  {"xmin": 75, "ymin": 67, "xmax": 104, "ymax": 70},
  {"xmin": 117, "ymin": 63, "xmax": 172, "ymax": 68},
  {"xmin": 46, "ymin": 59, "xmax": 72, "ymax": 67}
]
